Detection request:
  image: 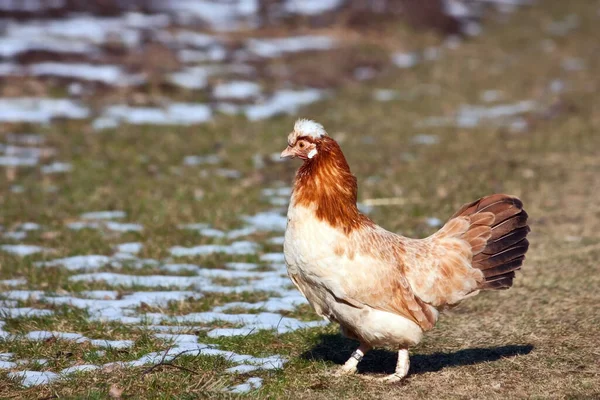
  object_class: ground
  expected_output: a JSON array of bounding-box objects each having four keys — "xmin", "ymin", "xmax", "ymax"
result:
[{"xmin": 0, "ymin": 0, "xmax": 599, "ymax": 398}]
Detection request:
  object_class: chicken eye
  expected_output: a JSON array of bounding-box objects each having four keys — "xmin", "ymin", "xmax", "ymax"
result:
[{"xmin": 298, "ymin": 142, "xmax": 305, "ymax": 148}]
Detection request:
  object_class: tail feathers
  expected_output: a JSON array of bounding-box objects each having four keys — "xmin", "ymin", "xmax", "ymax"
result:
[{"xmin": 454, "ymin": 194, "xmax": 530, "ymax": 290}]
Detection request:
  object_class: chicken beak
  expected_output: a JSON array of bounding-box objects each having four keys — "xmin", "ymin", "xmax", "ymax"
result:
[{"xmin": 280, "ymin": 146, "xmax": 295, "ymax": 159}]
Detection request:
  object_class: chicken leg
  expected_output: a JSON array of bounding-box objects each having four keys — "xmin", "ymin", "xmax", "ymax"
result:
[
  {"xmin": 378, "ymin": 348, "xmax": 410, "ymax": 383},
  {"xmin": 335, "ymin": 343, "xmax": 370, "ymax": 375}
]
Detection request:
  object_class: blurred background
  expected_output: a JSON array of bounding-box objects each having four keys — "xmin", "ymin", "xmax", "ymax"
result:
[{"xmin": 0, "ymin": 0, "xmax": 599, "ymax": 398}]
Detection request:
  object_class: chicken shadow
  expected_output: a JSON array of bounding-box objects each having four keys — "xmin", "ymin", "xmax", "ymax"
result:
[{"xmin": 301, "ymin": 334, "xmax": 534, "ymax": 375}]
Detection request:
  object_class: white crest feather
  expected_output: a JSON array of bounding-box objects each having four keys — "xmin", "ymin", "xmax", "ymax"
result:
[{"xmin": 294, "ymin": 119, "xmax": 327, "ymax": 139}]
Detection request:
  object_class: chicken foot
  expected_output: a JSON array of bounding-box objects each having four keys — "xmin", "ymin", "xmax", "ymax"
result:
[
  {"xmin": 335, "ymin": 343, "xmax": 371, "ymax": 375},
  {"xmin": 376, "ymin": 348, "xmax": 410, "ymax": 383}
]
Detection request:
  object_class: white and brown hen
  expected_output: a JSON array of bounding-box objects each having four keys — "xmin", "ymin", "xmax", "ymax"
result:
[{"xmin": 280, "ymin": 119, "xmax": 530, "ymax": 382}]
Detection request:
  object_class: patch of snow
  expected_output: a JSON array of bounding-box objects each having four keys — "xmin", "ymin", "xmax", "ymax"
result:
[
  {"xmin": 392, "ymin": 52, "xmax": 419, "ymax": 68},
  {"xmin": 247, "ymin": 36, "xmax": 335, "ymax": 58},
  {"xmin": 228, "ymin": 377, "xmax": 263, "ymax": 393},
  {"xmin": 35, "ymin": 255, "xmax": 112, "ymax": 272},
  {"xmin": 224, "ymin": 262, "xmax": 260, "ymax": 271},
  {"xmin": 152, "ymin": 0, "xmax": 259, "ymax": 31},
  {"xmin": 0, "ymin": 360, "xmax": 17, "ymax": 369},
  {"xmin": 283, "ymin": 0, "xmax": 343, "ymax": 15},
  {"xmin": 97, "ymin": 103, "xmax": 212, "ymax": 127},
  {"xmin": 116, "ymin": 242, "xmax": 143, "ymax": 254},
  {"xmin": 267, "ymin": 237, "xmax": 285, "ymax": 246},
  {"xmin": 3, "ymin": 231, "xmax": 28, "ymax": 240},
  {"xmin": 168, "ymin": 67, "xmax": 209, "ymax": 90},
  {"xmin": 69, "ymin": 273, "xmax": 203, "ymax": 289},
  {"xmin": 0, "ymin": 244, "xmax": 47, "ymax": 256},
  {"xmin": 90, "ymin": 339, "xmax": 134, "ymax": 349},
  {"xmin": 183, "ymin": 154, "xmax": 221, "ymax": 166},
  {"xmin": 0, "ymin": 307, "xmax": 53, "ymax": 318},
  {"xmin": 105, "ymin": 222, "xmax": 143, "ymax": 232},
  {"xmin": 81, "ymin": 290, "xmax": 119, "ymax": 300},
  {"xmin": 8, "ymin": 371, "xmax": 59, "ymax": 387},
  {"xmin": 170, "ymin": 241, "xmax": 259, "ymax": 257},
  {"xmin": 81, "ymin": 211, "xmax": 125, "ymax": 220},
  {"xmin": 242, "ymin": 212, "xmax": 287, "ymax": 231},
  {"xmin": 225, "ymin": 364, "xmax": 260, "ymax": 374},
  {"xmin": 198, "ymin": 228, "xmax": 226, "ymax": 238},
  {"xmin": 19, "ymin": 223, "xmax": 40, "ymax": 231},
  {"xmin": 0, "ymin": 278, "xmax": 27, "ymax": 287},
  {"xmin": 213, "ymin": 81, "xmax": 261, "ymax": 100},
  {"xmin": 0, "ymin": 98, "xmax": 89, "ymax": 124},
  {"xmin": 260, "ymin": 253, "xmax": 285, "ymax": 263},
  {"xmin": 67, "ymin": 221, "xmax": 102, "ymax": 230},
  {"xmin": 28, "ymin": 63, "xmax": 145, "ymax": 86},
  {"xmin": 373, "ymin": 89, "xmax": 399, "ymax": 102},
  {"xmin": 0, "ymin": 155, "xmax": 37, "ymax": 167},
  {"xmin": 245, "ymin": 89, "xmax": 323, "ymax": 120},
  {"xmin": 41, "ymin": 162, "xmax": 72, "ymax": 174}
]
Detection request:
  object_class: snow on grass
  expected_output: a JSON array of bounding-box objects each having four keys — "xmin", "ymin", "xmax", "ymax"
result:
[
  {"xmin": 183, "ymin": 154, "xmax": 221, "ymax": 166},
  {"xmin": 8, "ymin": 371, "xmax": 59, "ymax": 387},
  {"xmin": 213, "ymin": 81, "xmax": 261, "ymax": 100},
  {"xmin": 0, "ymin": 360, "xmax": 17, "ymax": 369},
  {"xmin": 242, "ymin": 211, "xmax": 287, "ymax": 231},
  {"xmin": 416, "ymin": 100, "xmax": 538, "ymax": 129},
  {"xmin": 224, "ymin": 262, "xmax": 260, "ymax": 271},
  {"xmin": 115, "ymin": 242, "xmax": 143, "ymax": 254},
  {"xmin": 227, "ymin": 377, "xmax": 263, "ymax": 393},
  {"xmin": 0, "ymin": 98, "xmax": 89, "ymax": 124},
  {"xmin": 81, "ymin": 211, "xmax": 126, "ymax": 220},
  {"xmin": 245, "ymin": 89, "xmax": 323, "ymax": 121},
  {"xmin": 0, "ymin": 156, "xmax": 38, "ymax": 167},
  {"xmin": 28, "ymin": 63, "xmax": 145, "ymax": 86},
  {"xmin": 0, "ymin": 307, "xmax": 53, "ymax": 317},
  {"xmin": 3, "ymin": 13, "xmax": 168, "ymax": 54},
  {"xmin": 283, "ymin": 0, "xmax": 343, "ymax": 15},
  {"xmin": 94, "ymin": 103, "xmax": 212, "ymax": 129},
  {"xmin": 246, "ymin": 36, "xmax": 335, "ymax": 58},
  {"xmin": 105, "ymin": 222, "xmax": 143, "ymax": 232},
  {"xmin": 169, "ymin": 241, "xmax": 259, "ymax": 257},
  {"xmin": 34, "ymin": 255, "xmax": 113, "ymax": 272},
  {"xmin": 168, "ymin": 67, "xmax": 209, "ymax": 90},
  {"xmin": 212, "ymin": 295, "xmax": 307, "ymax": 313},
  {"xmin": 0, "ymin": 244, "xmax": 48, "ymax": 256},
  {"xmin": 154, "ymin": 0, "xmax": 259, "ymax": 31},
  {"xmin": 0, "ymin": 278, "xmax": 27, "ymax": 287},
  {"xmin": 392, "ymin": 52, "xmax": 420, "ymax": 68},
  {"xmin": 178, "ymin": 47, "xmax": 227, "ymax": 63}
]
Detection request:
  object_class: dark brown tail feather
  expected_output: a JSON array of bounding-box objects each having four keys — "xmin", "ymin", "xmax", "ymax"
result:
[{"xmin": 453, "ymin": 194, "xmax": 530, "ymax": 290}]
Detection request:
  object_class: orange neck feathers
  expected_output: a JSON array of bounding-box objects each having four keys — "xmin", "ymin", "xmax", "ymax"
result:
[{"xmin": 292, "ymin": 137, "xmax": 373, "ymax": 233}]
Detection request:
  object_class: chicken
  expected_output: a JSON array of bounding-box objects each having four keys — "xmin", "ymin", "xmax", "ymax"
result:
[{"xmin": 280, "ymin": 119, "xmax": 530, "ymax": 382}]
